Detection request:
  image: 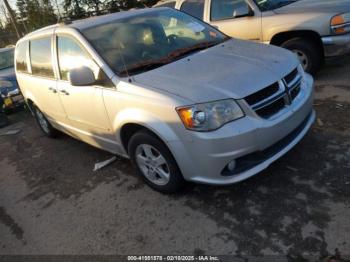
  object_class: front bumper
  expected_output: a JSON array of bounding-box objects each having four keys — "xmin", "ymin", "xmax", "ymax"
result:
[
  {"xmin": 322, "ymin": 33, "xmax": 350, "ymax": 57},
  {"xmin": 168, "ymin": 74, "xmax": 315, "ymax": 185}
]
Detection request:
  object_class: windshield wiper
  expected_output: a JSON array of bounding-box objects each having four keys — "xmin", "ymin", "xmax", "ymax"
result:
[
  {"xmin": 118, "ymin": 57, "xmax": 172, "ymax": 77},
  {"xmin": 167, "ymin": 41, "xmax": 219, "ymax": 60},
  {"xmin": 119, "ymin": 41, "xmax": 220, "ymax": 77}
]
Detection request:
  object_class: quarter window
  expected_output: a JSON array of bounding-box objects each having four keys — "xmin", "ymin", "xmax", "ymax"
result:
[
  {"xmin": 180, "ymin": 0, "xmax": 205, "ymax": 19},
  {"xmin": 211, "ymin": 0, "xmax": 250, "ymax": 21},
  {"xmin": 15, "ymin": 42, "xmax": 28, "ymax": 73},
  {"xmin": 30, "ymin": 37, "xmax": 54, "ymax": 78},
  {"xmin": 57, "ymin": 36, "xmax": 98, "ymax": 81}
]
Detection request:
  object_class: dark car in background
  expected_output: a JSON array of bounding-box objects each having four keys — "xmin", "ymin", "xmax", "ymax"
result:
[{"xmin": 0, "ymin": 47, "xmax": 25, "ymax": 113}]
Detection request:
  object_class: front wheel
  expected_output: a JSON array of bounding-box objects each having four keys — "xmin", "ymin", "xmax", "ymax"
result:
[
  {"xmin": 128, "ymin": 130, "xmax": 185, "ymax": 193},
  {"xmin": 34, "ymin": 106, "xmax": 59, "ymax": 138},
  {"xmin": 281, "ymin": 37, "xmax": 322, "ymax": 75}
]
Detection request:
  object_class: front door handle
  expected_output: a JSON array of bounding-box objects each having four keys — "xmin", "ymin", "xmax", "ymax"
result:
[
  {"xmin": 48, "ymin": 87, "xmax": 57, "ymax": 93},
  {"xmin": 60, "ymin": 89, "xmax": 69, "ymax": 95}
]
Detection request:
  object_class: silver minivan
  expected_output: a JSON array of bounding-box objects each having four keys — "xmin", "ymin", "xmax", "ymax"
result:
[{"xmin": 15, "ymin": 8, "xmax": 315, "ymax": 193}]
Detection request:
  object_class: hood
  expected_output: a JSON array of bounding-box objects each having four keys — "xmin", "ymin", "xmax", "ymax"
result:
[
  {"xmin": 133, "ymin": 39, "xmax": 299, "ymax": 103},
  {"xmin": 273, "ymin": 0, "xmax": 350, "ymax": 15},
  {"xmin": 0, "ymin": 67, "xmax": 16, "ymax": 82}
]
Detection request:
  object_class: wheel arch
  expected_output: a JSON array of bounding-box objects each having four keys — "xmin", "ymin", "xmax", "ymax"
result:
[
  {"xmin": 25, "ymin": 95, "xmax": 38, "ymax": 115},
  {"xmin": 270, "ymin": 30, "xmax": 324, "ymax": 56},
  {"xmin": 114, "ymin": 108, "xmax": 181, "ymax": 155}
]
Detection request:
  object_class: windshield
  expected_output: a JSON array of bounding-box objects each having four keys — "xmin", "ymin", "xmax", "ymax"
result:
[
  {"xmin": 82, "ymin": 9, "xmax": 229, "ymax": 76},
  {"xmin": 0, "ymin": 49, "xmax": 15, "ymax": 71},
  {"xmin": 253, "ymin": 0, "xmax": 300, "ymax": 11}
]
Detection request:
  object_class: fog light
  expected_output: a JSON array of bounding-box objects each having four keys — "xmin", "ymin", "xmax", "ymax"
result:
[{"xmin": 227, "ymin": 160, "xmax": 236, "ymax": 171}]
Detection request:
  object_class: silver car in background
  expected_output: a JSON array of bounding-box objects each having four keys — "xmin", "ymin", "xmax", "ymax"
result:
[{"xmin": 15, "ymin": 8, "xmax": 315, "ymax": 193}]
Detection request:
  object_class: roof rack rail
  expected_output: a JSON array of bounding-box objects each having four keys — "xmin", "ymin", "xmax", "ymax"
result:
[{"xmin": 57, "ymin": 18, "xmax": 73, "ymax": 25}]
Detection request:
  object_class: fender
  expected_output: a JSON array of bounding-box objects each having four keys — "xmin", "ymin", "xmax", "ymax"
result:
[{"xmin": 113, "ymin": 107, "xmax": 181, "ymax": 145}]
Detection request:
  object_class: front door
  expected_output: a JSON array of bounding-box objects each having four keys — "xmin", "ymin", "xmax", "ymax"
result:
[
  {"xmin": 208, "ymin": 0, "xmax": 262, "ymax": 41},
  {"xmin": 55, "ymin": 35, "xmax": 113, "ymax": 143}
]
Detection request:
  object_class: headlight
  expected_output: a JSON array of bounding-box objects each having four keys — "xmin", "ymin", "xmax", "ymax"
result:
[
  {"xmin": 176, "ymin": 99, "xmax": 244, "ymax": 132},
  {"xmin": 331, "ymin": 13, "xmax": 350, "ymax": 34},
  {"xmin": 0, "ymin": 80, "xmax": 13, "ymax": 88}
]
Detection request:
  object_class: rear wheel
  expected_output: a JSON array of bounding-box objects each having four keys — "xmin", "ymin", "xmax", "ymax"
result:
[
  {"xmin": 281, "ymin": 37, "xmax": 322, "ymax": 75},
  {"xmin": 34, "ymin": 106, "xmax": 59, "ymax": 138},
  {"xmin": 128, "ymin": 130, "xmax": 185, "ymax": 193}
]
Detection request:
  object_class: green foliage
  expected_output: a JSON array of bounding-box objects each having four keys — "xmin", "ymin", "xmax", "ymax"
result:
[
  {"xmin": 0, "ymin": 0, "xmax": 161, "ymax": 47},
  {"xmin": 16, "ymin": 0, "xmax": 57, "ymax": 31}
]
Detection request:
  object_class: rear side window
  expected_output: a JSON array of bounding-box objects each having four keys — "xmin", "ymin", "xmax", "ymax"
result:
[
  {"xmin": 180, "ymin": 0, "xmax": 205, "ymax": 19},
  {"xmin": 211, "ymin": 0, "xmax": 250, "ymax": 21},
  {"xmin": 30, "ymin": 37, "xmax": 54, "ymax": 78},
  {"xmin": 16, "ymin": 42, "xmax": 28, "ymax": 73},
  {"xmin": 156, "ymin": 1, "xmax": 176, "ymax": 8}
]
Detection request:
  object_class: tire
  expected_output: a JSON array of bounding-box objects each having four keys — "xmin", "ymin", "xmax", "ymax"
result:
[
  {"xmin": 33, "ymin": 106, "xmax": 59, "ymax": 138},
  {"xmin": 128, "ymin": 130, "xmax": 185, "ymax": 193},
  {"xmin": 281, "ymin": 37, "xmax": 322, "ymax": 75}
]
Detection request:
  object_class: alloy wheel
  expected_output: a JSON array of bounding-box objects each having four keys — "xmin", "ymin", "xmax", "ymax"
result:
[{"xmin": 135, "ymin": 144, "xmax": 170, "ymax": 186}]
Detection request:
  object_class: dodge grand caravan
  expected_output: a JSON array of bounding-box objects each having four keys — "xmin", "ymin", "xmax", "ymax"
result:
[{"xmin": 15, "ymin": 8, "xmax": 315, "ymax": 193}]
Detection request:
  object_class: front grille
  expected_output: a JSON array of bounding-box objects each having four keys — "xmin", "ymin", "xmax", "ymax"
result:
[
  {"xmin": 255, "ymin": 97, "xmax": 285, "ymax": 118},
  {"xmin": 245, "ymin": 82, "xmax": 279, "ymax": 106},
  {"xmin": 290, "ymin": 83, "xmax": 301, "ymax": 100},
  {"xmin": 244, "ymin": 67, "xmax": 302, "ymax": 119},
  {"xmin": 284, "ymin": 68, "xmax": 299, "ymax": 84}
]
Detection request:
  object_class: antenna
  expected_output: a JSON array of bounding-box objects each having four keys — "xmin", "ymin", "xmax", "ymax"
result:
[
  {"xmin": 117, "ymin": 43, "xmax": 132, "ymax": 82},
  {"xmin": 57, "ymin": 17, "xmax": 72, "ymax": 25}
]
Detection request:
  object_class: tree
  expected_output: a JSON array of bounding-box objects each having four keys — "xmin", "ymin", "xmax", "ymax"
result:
[
  {"xmin": 15, "ymin": 0, "xmax": 57, "ymax": 31},
  {"xmin": 63, "ymin": 0, "xmax": 86, "ymax": 19},
  {"xmin": 3, "ymin": 0, "xmax": 21, "ymax": 38},
  {"xmin": 84, "ymin": 0, "xmax": 102, "ymax": 15}
]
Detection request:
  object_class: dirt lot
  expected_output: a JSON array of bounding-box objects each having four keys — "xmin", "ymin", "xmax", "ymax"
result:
[{"xmin": 0, "ymin": 58, "xmax": 349, "ymax": 259}]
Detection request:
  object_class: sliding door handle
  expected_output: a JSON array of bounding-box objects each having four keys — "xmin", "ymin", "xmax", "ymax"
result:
[
  {"xmin": 48, "ymin": 87, "xmax": 57, "ymax": 93},
  {"xmin": 60, "ymin": 89, "xmax": 70, "ymax": 95}
]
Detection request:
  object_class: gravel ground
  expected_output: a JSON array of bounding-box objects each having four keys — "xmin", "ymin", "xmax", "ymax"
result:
[{"xmin": 0, "ymin": 58, "xmax": 349, "ymax": 260}]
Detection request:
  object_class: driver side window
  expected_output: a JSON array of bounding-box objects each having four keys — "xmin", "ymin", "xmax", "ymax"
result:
[
  {"xmin": 211, "ymin": 0, "xmax": 251, "ymax": 21},
  {"xmin": 57, "ymin": 36, "xmax": 99, "ymax": 81}
]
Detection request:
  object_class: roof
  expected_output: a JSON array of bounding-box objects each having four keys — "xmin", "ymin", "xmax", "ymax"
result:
[{"xmin": 21, "ymin": 7, "xmax": 167, "ymax": 41}]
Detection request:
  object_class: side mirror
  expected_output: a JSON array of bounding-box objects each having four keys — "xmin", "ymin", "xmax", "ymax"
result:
[
  {"xmin": 68, "ymin": 66, "xmax": 96, "ymax": 86},
  {"xmin": 233, "ymin": 3, "xmax": 254, "ymax": 18}
]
